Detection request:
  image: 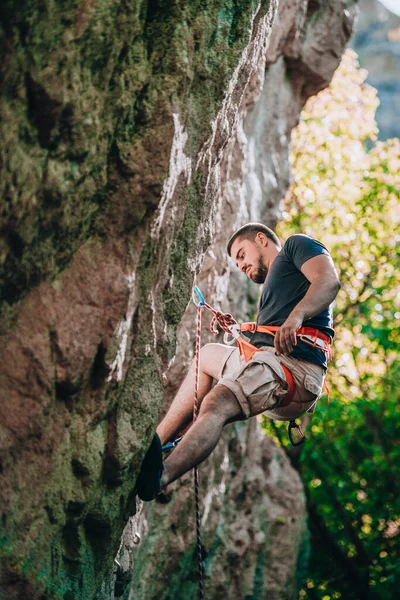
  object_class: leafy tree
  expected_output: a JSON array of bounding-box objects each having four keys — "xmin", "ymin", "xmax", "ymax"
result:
[{"xmin": 262, "ymin": 49, "xmax": 400, "ymax": 600}]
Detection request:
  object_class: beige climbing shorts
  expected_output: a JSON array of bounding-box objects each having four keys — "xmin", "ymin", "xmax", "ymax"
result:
[{"xmin": 218, "ymin": 346, "xmax": 325, "ymax": 421}]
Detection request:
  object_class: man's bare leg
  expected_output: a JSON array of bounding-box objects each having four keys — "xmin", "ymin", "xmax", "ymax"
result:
[
  {"xmin": 157, "ymin": 343, "xmax": 236, "ymax": 445},
  {"xmin": 161, "ymin": 383, "xmax": 243, "ymax": 488}
]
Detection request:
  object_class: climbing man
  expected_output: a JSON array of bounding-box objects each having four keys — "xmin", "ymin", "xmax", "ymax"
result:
[{"xmin": 136, "ymin": 222, "xmax": 341, "ymax": 501}]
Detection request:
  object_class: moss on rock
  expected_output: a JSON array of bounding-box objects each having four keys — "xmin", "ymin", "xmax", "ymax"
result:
[{"xmin": 0, "ymin": 0, "xmax": 355, "ymax": 597}]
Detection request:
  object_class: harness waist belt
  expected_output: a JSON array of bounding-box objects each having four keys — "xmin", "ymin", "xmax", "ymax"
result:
[
  {"xmin": 239, "ymin": 323, "xmax": 332, "ymax": 356},
  {"xmin": 240, "ymin": 323, "xmax": 330, "ymax": 342}
]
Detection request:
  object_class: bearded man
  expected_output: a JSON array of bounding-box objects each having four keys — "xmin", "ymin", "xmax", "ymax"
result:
[{"xmin": 137, "ymin": 223, "xmax": 341, "ymax": 501}]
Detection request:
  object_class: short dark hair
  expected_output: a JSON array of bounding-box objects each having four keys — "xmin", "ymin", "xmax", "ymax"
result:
[{"xmin": 227, "ymin": 222, "xmax": 281, "ymax": 256}]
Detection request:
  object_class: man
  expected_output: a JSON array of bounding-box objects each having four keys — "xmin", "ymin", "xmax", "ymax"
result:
[{"xmin": 137, "ymin": 223, "xmax": 340, "ymax": 501}]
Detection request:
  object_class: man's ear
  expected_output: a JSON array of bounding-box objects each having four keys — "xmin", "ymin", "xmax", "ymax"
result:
[{"xmin": 255, "ymin": 232, "xmax": 268, "ymax": 247}]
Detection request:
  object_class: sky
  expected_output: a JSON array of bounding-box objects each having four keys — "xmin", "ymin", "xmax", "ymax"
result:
[{"xmin": 378, "ymin": 0, "xmax": 400, "ymax": 15}]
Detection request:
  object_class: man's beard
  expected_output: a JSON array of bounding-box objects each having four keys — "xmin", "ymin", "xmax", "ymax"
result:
[{"xmin": 251, "ymin": 256, "xmax": 268, "ymax": 284}]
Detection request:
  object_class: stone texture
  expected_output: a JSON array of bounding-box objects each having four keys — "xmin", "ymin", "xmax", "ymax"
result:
[
  {"xmin": 0, "ymin": 1, "xmax": 356, "ymax": 599},
  {"xmin": 351, "ymin": 0, "xmax": 400, "ymax": 140},
  {"xmin": 122, "ymin": 1, "xmax": 357, "ymax": 599}
]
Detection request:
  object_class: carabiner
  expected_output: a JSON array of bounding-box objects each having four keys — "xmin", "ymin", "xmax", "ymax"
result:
[
  {"xmin": 162, "ymin": 436, "xmax": 183, "ymax": 453},
  {"xmin": 288, "ymin": 420, "xmax": 306, "ymax": 447},
  {"xmin": 223, "ymin": 324, "xmax": 241, "ymax": 345},
  {"xmin": 192, "ymin": 286, "xmax": 206, "ymax": 307}
]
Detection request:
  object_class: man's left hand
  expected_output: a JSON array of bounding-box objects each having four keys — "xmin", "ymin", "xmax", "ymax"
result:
[{"xmin": 274, "ymin": 313, "xmax": 303, "ymax": 355}]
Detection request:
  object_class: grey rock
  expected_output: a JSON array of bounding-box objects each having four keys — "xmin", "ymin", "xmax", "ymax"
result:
[{"xmin": 351, "ymin": 0, "xmax": 400, "ymax": 140}]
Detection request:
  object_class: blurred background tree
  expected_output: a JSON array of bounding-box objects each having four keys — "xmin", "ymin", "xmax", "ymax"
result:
[{"xmin": 262, "ymin": 49, "xmax": 400, "ymax": 600}]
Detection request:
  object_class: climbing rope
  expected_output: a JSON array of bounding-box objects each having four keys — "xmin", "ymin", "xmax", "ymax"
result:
[
  {"xmin": 190, "ymin": 286, "xmax": 240, "ymax": 600},
  {"xmin": 193, "ymin": 299, "xmax": 205, "ymax": 600},
  {"xmin": 192, "ymin": 286, "xmax": 239, "ymax": 339}
]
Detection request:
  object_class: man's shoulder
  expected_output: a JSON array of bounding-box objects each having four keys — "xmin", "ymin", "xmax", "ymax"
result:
[
  {"xmin": 283, "ymin": 233, "xmax": 328, "ymax": 253},
  {"xmin": 284, "ymin": 233, "xmax": 321, "ymax": 245},
  {"xmin": 281, "ymin": 234, "xmax": 330, "ymax": 269}
]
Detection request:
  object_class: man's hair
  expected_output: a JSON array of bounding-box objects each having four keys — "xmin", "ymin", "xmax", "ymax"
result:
[{"xmin": 227, "ymin": 222, "xmax": 281, "ymax": 256}]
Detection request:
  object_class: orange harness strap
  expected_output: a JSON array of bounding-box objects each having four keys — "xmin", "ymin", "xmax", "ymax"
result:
[
  {"xmin": 240, "ymin": 323, "xmax": 281, "ymax": 334},
  {"xmin": 235, "ymin": 336, "xmax": 296, "ymax": 405},
  {"xmin": 279, "ymin": 364, "xmax": 296, "ymax": 405},
  {"xmin": 236, "ymin": 335, "xmax": 262, "ymax": 363},
  {"xmin": 240, "ymin": 323, "xmax": 331, "ymax": 342}
]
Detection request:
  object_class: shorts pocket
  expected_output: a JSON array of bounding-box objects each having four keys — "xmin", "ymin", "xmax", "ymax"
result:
[
  {"xmin": 226, "ymin": 358, "xmax": 287, "ymax": 417},
  {"xmin": 239, "ymin": 362, "xmax": 280, "ymax": 401},
  {"xmin": 303, "ymin": 373, "xmax": 324, "ymax": 399},
  {"xmin": 248, "ymin": 352, "xmax": 288, "ymax": 395}
]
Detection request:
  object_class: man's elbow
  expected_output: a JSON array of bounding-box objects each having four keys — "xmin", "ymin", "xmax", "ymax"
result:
[
  {"xmin": 321, "ymin": 273, "xmax": 341, "ymax": 297},
  {"xmin": 332, "ymin": 277, "xmax": 341, "ymax": 296}
]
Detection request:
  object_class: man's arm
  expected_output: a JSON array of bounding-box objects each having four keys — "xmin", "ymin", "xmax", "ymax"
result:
[{"xmin": 274, "ymin": 254, "xmax": 341, "ymax": 355}]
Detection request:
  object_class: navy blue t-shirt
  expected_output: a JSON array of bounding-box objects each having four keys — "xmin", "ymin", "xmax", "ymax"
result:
[{"xmin": 249, "ymin": 234, "xmax": 334, "ymax": 369}]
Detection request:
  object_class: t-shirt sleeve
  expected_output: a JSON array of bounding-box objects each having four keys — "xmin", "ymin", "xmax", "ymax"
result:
[{"xmin": 283, "ymin": 234, "xmax": 330, "ymax": 271}]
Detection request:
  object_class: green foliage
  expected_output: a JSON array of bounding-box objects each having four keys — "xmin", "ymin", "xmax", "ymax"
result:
[{"xmin": 262, "ymin": 50, "xmax": 400, "ymax": 599}]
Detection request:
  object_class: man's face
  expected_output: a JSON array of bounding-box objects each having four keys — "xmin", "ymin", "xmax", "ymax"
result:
[{"xmin": 230, "ymin": 237, "xmax": 268, "ymax": 284}]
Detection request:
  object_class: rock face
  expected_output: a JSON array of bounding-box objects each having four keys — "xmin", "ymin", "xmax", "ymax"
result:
[
  {"xmin": 0, "ymin": 1, "xmax": 355, "ymax": 599},
  {"xmin": 351, "ymin": 0, "xmax": 400, "ymax": 140},
  {"xmin": 124, "ymin": 3, "xmax": 357, "ymax": 599}
]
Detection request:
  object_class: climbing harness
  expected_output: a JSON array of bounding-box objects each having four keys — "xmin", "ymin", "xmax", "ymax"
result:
[
  {"xmin": 239, "ymin": 322, "xmax": 332, "ymax": 408},
  {"xmin": 191, "ymin": 286, "xmax": 332, "ymax": 441}
]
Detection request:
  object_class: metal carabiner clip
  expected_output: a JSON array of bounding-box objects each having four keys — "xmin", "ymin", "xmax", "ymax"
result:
[
  {"xmin": 288, "ymin": 420, "xmax": 306, "ymax": 447},
  {"xmin": 162, "ymin": 436, "xmax": 183, "ymax": 453},
  {"xmin": 223, "ymin": 324, "xmax": 240, "ymax": 345},
  {"xmin": 192, "ymin": 285, "xmax": 206, "ymax": 307}
]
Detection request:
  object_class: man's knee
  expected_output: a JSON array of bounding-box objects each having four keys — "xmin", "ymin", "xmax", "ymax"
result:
[
  {"xmin": 200, "ymin": 343, "xmax": 233, "ymax": 380},
  {"xmin": 200, "ymin": 343, "xmax": 220, "ymax": 360},
  {"xmin": 199, "ymin": 384, "xmax": 242, "ymax": 422}
]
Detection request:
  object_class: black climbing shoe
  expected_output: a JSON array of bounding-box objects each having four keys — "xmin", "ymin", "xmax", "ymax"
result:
[{"xmin": 136, "ymin": 433, "xmax": 164, "ymax": 501}]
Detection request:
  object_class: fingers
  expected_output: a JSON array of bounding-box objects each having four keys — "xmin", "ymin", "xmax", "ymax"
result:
[{"xmin": 274, "ymin": 326, "xmax": 298, "ymax": 355}]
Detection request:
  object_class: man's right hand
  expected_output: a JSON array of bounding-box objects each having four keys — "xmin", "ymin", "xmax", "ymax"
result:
[{"xmin": 274, "ymin": 313, "xmax": 303, "ymax": 355}]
